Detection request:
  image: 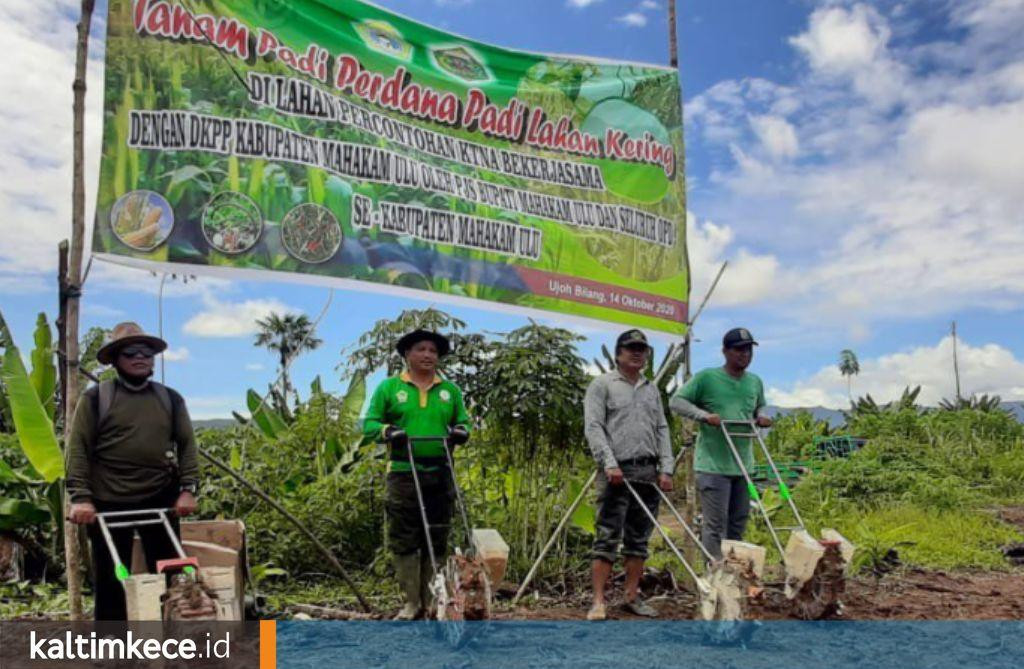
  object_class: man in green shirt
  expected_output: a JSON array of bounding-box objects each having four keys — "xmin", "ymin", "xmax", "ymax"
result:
[
  {"xmin": 670, "ymin": 327, "xmax": 771, "ymax": 560},
  {"xmin": 66, "ymin": 322, "xmax": 200, "ymax": 620},
  {"xmin": 363, "ymin": 329, "xmax": 470, "ymax": 620}
]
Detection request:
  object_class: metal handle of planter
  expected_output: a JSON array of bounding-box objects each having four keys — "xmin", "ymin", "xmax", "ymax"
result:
[{"xmin": 95, "ymin": 508, "xmax": 189, "ymax": 585}]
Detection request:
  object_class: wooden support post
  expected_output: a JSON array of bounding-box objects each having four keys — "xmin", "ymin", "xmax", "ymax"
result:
[
  {"xmin": 64, "ymin": 0, "xmax": 96, "ymax": 621},
  {"xmin": 56, "ymin": 241, "xmax": 69, "ymax": 429},
  {"xmin": 668, "ymin": 0, "xmax": 679, "ymax": 69}
]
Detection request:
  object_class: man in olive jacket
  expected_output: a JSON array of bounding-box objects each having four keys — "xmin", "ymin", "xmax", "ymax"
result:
[{"xmin": 66, "ymin": 322, "xmax": 199, "ymax": 620}]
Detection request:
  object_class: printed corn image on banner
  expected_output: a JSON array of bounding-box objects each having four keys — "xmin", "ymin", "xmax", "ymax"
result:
[{"xmin": 93, "ymin": 0, "xmax": 689, "ymax": 333}]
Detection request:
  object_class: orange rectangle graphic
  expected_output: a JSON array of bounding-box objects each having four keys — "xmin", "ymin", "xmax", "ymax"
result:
[{"xmin": 260, "ymin": 619, "xmax": 276, "ymax": 669}]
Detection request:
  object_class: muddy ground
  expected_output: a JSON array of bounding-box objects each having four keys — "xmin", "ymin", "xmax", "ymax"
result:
[
  {"xmin": 495, "ymin": 505, "xmax": 1024, "ymax": 621},
  {"xmin": 495, "ymin": 567, "xmax": 1024, "ymax": 621}
]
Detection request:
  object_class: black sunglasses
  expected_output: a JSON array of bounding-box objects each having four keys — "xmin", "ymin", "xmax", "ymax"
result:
[{"xmin": 119, "ymin": 345, "xmax": 155, "ymax": 359}]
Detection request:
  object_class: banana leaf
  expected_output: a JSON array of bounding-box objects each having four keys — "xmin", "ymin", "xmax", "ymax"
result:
[
  {"xmin": 246, "ymin": 389, "xmax": 287, "ymax": 439},
  {"xmin": 567, "ymin": 479, "xmax": 596, "ymax": 535},
  {"xmin": 0, "ymin": 314, "xmax": 64, "ymax": 482},
  {"xmin": 340, "ymin": 371, "xmax": 366, "ymax": 425},
  {"xmin": 30, "ymin": 313, "xmax": 56, "ymax": 420},
  {"xmin": 0, "ymin": 496, "xmax": 51, "ymax": 531},
  {"xmin": 309, "ymin": 375, "xmax": 323, "ymax": 398},
  {"xmin": 0, "ymin": 458, "xmax": 41, "ymax": 485}
]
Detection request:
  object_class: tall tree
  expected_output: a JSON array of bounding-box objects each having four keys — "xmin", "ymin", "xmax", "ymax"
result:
[
  {"xmin": 254, "ymin": 313, "xmax": 322, "ymax": 405},
  {"xmin": 839, "ymin": 349, "xmax": 860, "ymax": 401}
]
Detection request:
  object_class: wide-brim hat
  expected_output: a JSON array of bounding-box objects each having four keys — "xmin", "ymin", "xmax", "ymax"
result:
[
  {"xmin": 97, "ymin": 322, "xmax": 168, "ymax": 365},
  {"xmin": 396, "ymin": 329, "xmax": 451, "ymax": 357}
]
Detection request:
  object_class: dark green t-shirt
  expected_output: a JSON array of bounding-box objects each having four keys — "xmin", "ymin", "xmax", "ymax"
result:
[
  {"xmin": 675, "ymin": 367, "xmax": 765, "ymax": 475},
  {"xmin": 363, "ymin": 373, "xmax": 470, "ymax": 472}
]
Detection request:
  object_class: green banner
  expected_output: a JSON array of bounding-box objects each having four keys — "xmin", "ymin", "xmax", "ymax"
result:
[{"xmin": 93, "ymin": 0, "xmax": 688, "ymax": 334}]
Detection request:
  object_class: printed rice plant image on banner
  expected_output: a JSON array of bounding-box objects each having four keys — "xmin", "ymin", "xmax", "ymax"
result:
[{"xmin": 92, "ymin": 0, "xmax": 689, "ymax": 334}]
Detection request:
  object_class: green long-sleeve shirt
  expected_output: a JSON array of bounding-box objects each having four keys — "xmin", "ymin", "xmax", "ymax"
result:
[
  {"xmin": 65, "ymin": 380, "xmax": 199, "ymax": 503},
  {"xmin": 363, "ymin": 372, "xmax": 470, "ymax": 472}
]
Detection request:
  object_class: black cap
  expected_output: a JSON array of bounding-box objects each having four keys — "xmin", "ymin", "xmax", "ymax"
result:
[
  {"xmin": 616, "ymin": 328, "xmax": 651, "ymax": 350},
  {"xmin": 723, "ymin": 327, "xmax": 758, "ymax": 349},
  {"xmin": 396, "ymin": 330, "xmax": 451, "ymax": 357}
]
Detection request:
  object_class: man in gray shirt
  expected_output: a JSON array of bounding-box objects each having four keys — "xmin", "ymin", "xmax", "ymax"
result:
[{"xmin": 583, "ymin": 329, "xmax": 674, "ymax": 620}]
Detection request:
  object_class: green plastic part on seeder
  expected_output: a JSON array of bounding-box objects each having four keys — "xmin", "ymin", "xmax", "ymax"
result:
[
  {"xmin": 184, "ymin": 566, "xmax": 196, "ymax": 575},
  {"xmin": 779, "ymin": 482, "xmax": 792, "ymax": 500},
  {"xmin": 747, "ymin": 482, "xmax": 760, "ymax": 501},
  {"xmin": 115, "ymin": 564, "xmax": 130, "ymax": 581}
]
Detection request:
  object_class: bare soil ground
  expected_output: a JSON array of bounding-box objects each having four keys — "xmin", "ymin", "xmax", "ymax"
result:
[
  {"xmin": 496, "ymin": 505, "xmax": 1024, "ymax": 621},
  {"xmin": 496, "ymin": 567, "xmax": 1024, "ymax": 621}
]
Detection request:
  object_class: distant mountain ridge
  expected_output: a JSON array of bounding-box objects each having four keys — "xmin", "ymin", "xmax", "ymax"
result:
[{"xmin": 193, "ymin": 418, "xmax": 238, "ymax": 430}]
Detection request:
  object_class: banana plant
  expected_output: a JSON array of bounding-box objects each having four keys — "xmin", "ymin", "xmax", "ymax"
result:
[
  {"xmin": 246, "ymin": 389, "xmax": 289, "ymax": 440},
  {"xmin": 0, "ymin": 310, "xmax": 65, "ymax": 551},
  {"xmin": 0, "ymin": 310, "xmax": 64, "ymax": 482},
  {"xmin": 29, "ymin": 314, "xmax": 56, "ymax": 420}
]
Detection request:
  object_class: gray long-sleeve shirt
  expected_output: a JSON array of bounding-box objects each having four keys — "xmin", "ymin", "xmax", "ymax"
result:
[{"xmin": 583, "ymin": 370, "xmax": 674, "ymax": 475}]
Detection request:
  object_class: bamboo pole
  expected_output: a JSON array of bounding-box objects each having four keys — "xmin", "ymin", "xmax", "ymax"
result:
[
  {"xmin": 668, "ymin": 0, "xmax": 679, "ymax": 68},
  {"xmin": 56, "ymin": 242, "xmax": 69, "ymax": 429},
  {"xmin": 63, "ymin": 0, "xmax": 95, "ymax": 621},
  {"xmin": 199, "ymin": 448, "xmax": 374, "ymax": 614},
  {"xmin": 951, "ymin": 321, "xmax": 962, "ymax": 401}
]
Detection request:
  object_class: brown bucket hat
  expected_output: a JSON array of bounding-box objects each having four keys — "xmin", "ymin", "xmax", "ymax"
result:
[{"xmin": 96, "ymin": 322, "xmax": 168, "ymax": 365}]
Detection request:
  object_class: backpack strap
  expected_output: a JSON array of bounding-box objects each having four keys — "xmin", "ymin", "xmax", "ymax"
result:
[
  {"xmin": 149, "ymin": 381, "xmax": 173, "ymax": 421},
  {"xmin": 97, "ymin": 380, "xmax": 117, "ymax": 428}
]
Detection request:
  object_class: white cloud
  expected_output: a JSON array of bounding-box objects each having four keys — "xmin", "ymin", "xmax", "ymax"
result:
[
  {"xmin": 789, "ymin": 5, "xmax": 889, "ymax": 73},
  {"xmin": 567, "ymin": 0, "xmax": 602, "ymax": 8},
  {"xmin": 162, "ymin": 347, "xmax": 190, "ymax": 362},
  {"xmin": 748, "ymin": 114, "xmax": 799, "ymax": 160},
  {"xmin": 901, "ymin": 101, "xmax": 1024, "ymax": 198},
  {"xmin": 617, "ymin": 12, "xmax": 647, "ymax": 27},
  {"xmin": 0, "ymin": 1, "xmax": 104, "ymax": 279},
  {"xmin": 788, "ymin": 4, "xmax": 907, "ymax": 108},
  {"xmin": 182, "ymin": 296, "xmax": 297, "ymax": 337},
  {"xmin": 684, "ymin": 0, "xmax": 1024, "ymax": 334},
  {"xmin": 686, "ymin": 212, "xmax": 783, "ymax": 308},
  {"xmin": 640, "ymin": 0, "xmax": 660, "ymax": 9},
  {"xmin": 245, "ymin": 362, "xmax": 265, "ymax": 371},
  {"xmin": 768, "ymin": 336, "xmax": 1024, "ymax": 408}
]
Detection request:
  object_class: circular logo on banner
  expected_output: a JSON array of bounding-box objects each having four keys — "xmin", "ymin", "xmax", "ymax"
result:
[
  {"xmin": 110, "ymin": 190, "xmax": 174, "ymax": 252},
  {"xmin": 281, "ymin": 203, "xmax": 343, "ymax": 264},
  {"xmin": 201, "ymin": 191, "xmax": 263, "ymax": 255}
]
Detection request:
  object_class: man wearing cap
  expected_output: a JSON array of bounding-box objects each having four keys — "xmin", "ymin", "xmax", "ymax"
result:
[
  {"xmin": 583, "ymin": 329, "xmax": 673, "ymax": 621},
  {"xmin": 363, "ymin": 329, "xmax": 471, "ymax": 620},
  {"xmin": 670, "ymin": 327, "xmax": 771, "ymax": 560},
  {"xmin": 65, "ymin": 322, "xmax": 200, "ymax": 620}
]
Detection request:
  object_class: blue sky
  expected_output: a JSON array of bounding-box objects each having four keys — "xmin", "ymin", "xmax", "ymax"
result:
[{"xmin": 2, "ymin": 0, "xmax": 1023, "ymax": 417}]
